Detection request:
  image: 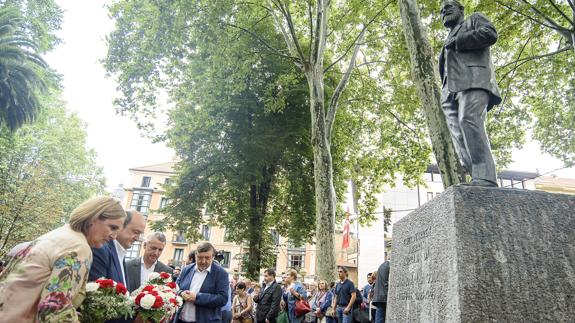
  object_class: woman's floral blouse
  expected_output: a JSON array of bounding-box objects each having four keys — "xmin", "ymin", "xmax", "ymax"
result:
[{"xmin": 0, "ymin": 224, "xmax": 92, "ymax": 322}]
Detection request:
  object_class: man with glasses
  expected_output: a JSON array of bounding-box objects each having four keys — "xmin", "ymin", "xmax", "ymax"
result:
[
  {"xmin": 335, "ymin": 266, "xmax": 356, "ymax": 323},
  {"xmin": 175, "ymin": 242, "xmax": 230, "ymax": 323}
]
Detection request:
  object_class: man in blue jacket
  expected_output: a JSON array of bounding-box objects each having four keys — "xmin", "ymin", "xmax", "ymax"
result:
[
  {"xmin": 89, "ymin": 210, "xmax": 146, "ymax": 284},
  {"xmin": 176, "ymin": 242, "xmax": 229, "ymax": 323}
]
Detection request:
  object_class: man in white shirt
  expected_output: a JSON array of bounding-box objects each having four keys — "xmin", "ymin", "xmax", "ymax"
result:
[
  {"xmin": 125, "ymin": 232, "xmax": 173, "ymax": 292},
  {"xmin": 89, "ymin": 210, "xmax": 146, "ymax": 284},
  {"xmin": 176, "ymin": 242, "xmax": 229, "ymax": 323}
]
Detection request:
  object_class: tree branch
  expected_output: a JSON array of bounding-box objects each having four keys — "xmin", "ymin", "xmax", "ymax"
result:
[
  {"xmin": 325, "ymin": 28, "xmax": 366, "ymax": 142},
  {"xmin": 311, "ymin": 0, "xmax": 328, "ymax": 66},
  {"xmin": 307, "ymin": 0, "xmax": 314, "ymax": 62},
  {"xmin": 342, "ymin": 98, "xmax": 420, "ymax": 136},
  {"xmin": 268, "ymin": 0, "xmax": 307, "ymax": 67},
  {"xmin": 522, "ymin": 0, "xmax": 571, "ymax": 31},
  {"xmin": 567, "ymin": 0, "xmax": 575, "ymax": 13},
  {"xmin": 547, "ymin": 0, "xmax": 575, "ymax": 27},
  {"xmin": 224, "ymin": 22, "xmax": 299, "ymax": 61},
  {"xmin": 496, "ymin": 35, "xmax": 532, "ymax": 114},
  {"xmin": 495, "ymin": 0, "xmax": 558, "ymax": 30},
  {"xmin": 324, "ymin": 1, "xmax": 390, "ymax": 73},
  {"xmin": 496, "ymin": 45, "xmax": 572, "ymax": 73}
]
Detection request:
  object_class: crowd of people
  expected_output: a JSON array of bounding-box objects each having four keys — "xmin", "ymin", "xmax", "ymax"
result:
[
  {"xmin": 224, "ymin": 262, "xmax": 390, "ymax": 323},
  {"xmin": 0, "ymin": 196, "xmax": 390, "ymax": 323}
]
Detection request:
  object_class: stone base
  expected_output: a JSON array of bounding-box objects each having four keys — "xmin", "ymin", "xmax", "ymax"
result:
[{"xmin": 386, "ymin": 186, "xmax": 575, "ymax": 322}]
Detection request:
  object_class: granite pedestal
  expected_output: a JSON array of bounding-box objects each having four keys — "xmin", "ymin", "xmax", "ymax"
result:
[{"xmin": 386, "ymin": 186, "xmax": 575, "ymax": 322}]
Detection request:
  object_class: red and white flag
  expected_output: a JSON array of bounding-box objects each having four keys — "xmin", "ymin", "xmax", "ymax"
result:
[{"xmin": 342, "ymin": 208, "xmax": 350, "ymax": 249}]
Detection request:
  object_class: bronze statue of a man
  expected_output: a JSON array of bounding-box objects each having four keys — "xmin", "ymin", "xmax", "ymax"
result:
[{"xmin": 439, "ymin": 0, "xmax": 501, "ymax": 187}]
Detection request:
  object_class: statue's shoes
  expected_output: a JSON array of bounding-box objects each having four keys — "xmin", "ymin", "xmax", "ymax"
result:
[{"xmin": 459, "ymin": 179, "xmax": 498, "ymax": 187}]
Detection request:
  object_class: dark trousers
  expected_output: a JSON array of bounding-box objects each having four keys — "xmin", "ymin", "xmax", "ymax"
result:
[
  {"xmin": 176, "ymin": 319, "xmax": 195, "ymax": 323},
  {"xmin": 441, "ymin": 89, "xmax": 497, "ymax": 184},
  {"xmin": 374, "ymin": 303, "xmax": 386, "ymax": 323},
  {"xmin": 257, "ymin": 319, "xmax": 276, "ymax": 323}
]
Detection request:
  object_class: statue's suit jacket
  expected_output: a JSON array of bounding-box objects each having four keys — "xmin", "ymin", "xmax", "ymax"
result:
[
  {"xmin": 439, "ymin": 12, "xmax": 502, "ymax": 110},
  {"xmin": 125, "ymin": 257, "xmax": 173, "ymax": 292}
]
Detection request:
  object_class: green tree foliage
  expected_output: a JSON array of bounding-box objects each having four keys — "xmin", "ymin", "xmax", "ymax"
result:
[
  {"xmin": 0, "ymin": 0, "xmax": 63, "ymax": 53},
  {"xmin": 0, "ymin": 91, "xmax": 105, "ymax": 258},
  {"xmin": 0, "ymin": 6, "xmax": 49, "ymax": 130},
  {"xmin": 106, "ymin": 0, "xmax": 316, "ymax": 278},
  {"xmin": 105, "ymin": 0, "xmax": 432, "ymax": 278},
  {"xmin": 483, "ymin": 0, "xmax": 574, "ymax": 166}
]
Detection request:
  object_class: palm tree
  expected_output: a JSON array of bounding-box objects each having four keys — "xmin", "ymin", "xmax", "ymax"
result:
[{"xmin": 0, "ymin": 6, "xmax": 47, "ymax": 131}]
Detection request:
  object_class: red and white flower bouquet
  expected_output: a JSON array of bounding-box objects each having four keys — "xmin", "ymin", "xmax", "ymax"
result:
[
  {"xmin": 80, "ymin": 278, "xmax": 133, "ymax": 323},
  {"xmin": 131, "ymin": 272, "xmax": 183, "ymax": 323}
]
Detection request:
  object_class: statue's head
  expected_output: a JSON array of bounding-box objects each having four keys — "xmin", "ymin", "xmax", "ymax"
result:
[{"xmin": 440, "ymin": 0, "xmax": 464, "ymax": 28}]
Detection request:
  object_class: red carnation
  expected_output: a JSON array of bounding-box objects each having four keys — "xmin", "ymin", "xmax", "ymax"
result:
[
  {"xmin": 160, "ymin": 272, "xmax": 171, "ymax": 279},
  {"xmin": 115, "ymin": 282, "xmax": 127, "ymax": 295},
  {"xmin": 96, "ymin": 278, "xmax": 114, "ymax": 289},
  {"xmin": 169, "ymin": 298, "xmax": 178, "ymax": 305},
  {"xmin": 153, "ymin": 295, "xmax": 164, "ymax": 309},
  {"xmin": 166, "ymin": 282, "xmax": 176, "ymax": 289},
  {"xmin": 143, "ymin": 285, "xmax": 155, "ymax": 292},
  {"xmin": 135, "ymin": 293, "xmax": 145, "ymax": 306}
]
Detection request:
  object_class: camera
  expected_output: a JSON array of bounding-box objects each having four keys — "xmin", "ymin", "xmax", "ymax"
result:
[{"xmin": 214, "ymin": 250, "xmax": 225, "ymax": 262}]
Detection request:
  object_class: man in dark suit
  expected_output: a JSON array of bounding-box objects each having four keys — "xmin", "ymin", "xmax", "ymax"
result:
[
  {"xmin": 89, "ymin": 210, "xmax": 146, "ymax": 284},
  {"xmin": 89, "ymin": 210, "xmax": 146, "ymax": 323},
  {"xmin": 439, "ymin": 0, "xmax": 502, "ymax": 187},
  {"xmin": 254, "ymin": 268, "xmax": 282, "ymax": 323},
  {"xmin": 372, "ymin": 260, "xmax": 390, "ymax": 323},
  {"xmin": 175, "ymin": 242, "xmax": 229, "ymax": 323},
  {"xmin": 125, "ymin": 232, "xmax": 173, "ymax": 292}
]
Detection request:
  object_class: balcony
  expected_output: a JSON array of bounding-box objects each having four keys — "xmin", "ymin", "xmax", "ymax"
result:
[{"xmin": 172, "ymin": 234, "xmax": 188, "ymax": 245}]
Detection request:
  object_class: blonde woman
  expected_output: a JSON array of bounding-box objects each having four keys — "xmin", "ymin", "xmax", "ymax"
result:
[
  {"xmin": 0, "ymin": 196, "xmax": 126, "ymax": 322},
  {"xmin": 285, "ymin": 269, "xmax": 307, "ymax": 323},
  {"xmin": 313, "ymin": 280, "xmax": 333, "ymax": 323}
]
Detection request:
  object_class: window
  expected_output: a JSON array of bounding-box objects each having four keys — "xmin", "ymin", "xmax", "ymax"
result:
[
  {"xmin": 130, "ymin": 190, "xmax": 152, "ymax": 214},
  {"xmin": 164, "ymin": 178, "xmax": 172, "ymax": 185},
  {"xmin": 220, "ymin": 251, "xmax": 231, "ymax": 268},
  {"xmin": 126, "ymin": 241, "xmax": 141, "ymax": 260},
  {"xmin": 173, "ymin": 231, "xmax": 186, "ymax": 243},
  {"xmin": 288, "ymin": 253, "xmax": 305, "ymax": 269},
  {"xmin": 141, "ymin": 176, "xmax": 151, "ymax": 187},
  {"xmin": 427, "ymin": 192, "xmax": 434, "ymax": 201},
  {"xmin": 173, "ymin": 248, "xmax": 184, "ymax": 261},
  {"xmin": 423, "ymin": 172, "xmax": 433, "ymax": 182},
  {"xmin": 159, "ymin": 197, "xmax": 169, "ymax": 209},
  {"xmin": 201, "ymin": 225, "xmax": 211, "ymax": 241},
  {"xmin": 270, "ymin": 230, "xmax": 279, "ymax": 246},
  {"xmin": 432, "ymin": 173, "xmax": 442, "ymax": 183}
]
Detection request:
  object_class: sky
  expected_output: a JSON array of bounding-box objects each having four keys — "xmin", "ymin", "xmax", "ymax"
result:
[{"xmin": 44, "ymin": 0, "xmax": 575, "ymax": 192}]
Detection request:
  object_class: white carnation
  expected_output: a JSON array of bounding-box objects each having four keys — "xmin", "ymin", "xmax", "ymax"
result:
[
  {"xmin": 148, "ymin": 272, "xmax": 160, "ymax": 281},
  {"xmin": 85, "ymin": 282, "xmax": 99, "ymax": 293},
  {"xmin": 140, "ymin": 294, "xmax": 157, "ymax": 310}
]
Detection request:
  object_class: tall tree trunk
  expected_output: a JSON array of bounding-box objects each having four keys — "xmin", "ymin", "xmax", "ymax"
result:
[
  {"xmin": 247, "ymin": 184, "xmax": 263, "ymax": 280},
  {"xmin": 398, "ymin": 0, "xmax": 464, "ymax": 187},
  {"xmin": 308, "ymin": 72, "xmax": 337, "ymax": 282},
  {"xmin": 246, "ymin": 166, "xmax": 274, "ymax": 280}
]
